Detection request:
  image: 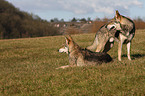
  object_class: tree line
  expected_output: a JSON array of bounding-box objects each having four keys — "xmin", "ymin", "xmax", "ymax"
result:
[
  {"xmin": 0, "ymin": 0, "xmax": 59, "ymax": 39},
  {"xmin": 0, "ymin": 0, "xmax": 145, "ymax": 39}
]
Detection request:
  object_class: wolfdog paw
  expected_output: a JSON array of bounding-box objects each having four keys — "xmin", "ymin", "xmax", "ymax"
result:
[{"xmin": 56, "ymin": 65, "xmax": 70, "ymax": 69}]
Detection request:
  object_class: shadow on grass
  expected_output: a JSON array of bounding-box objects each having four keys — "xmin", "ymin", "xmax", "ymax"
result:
[{"xmin": 122, "ymin": 54, "xmax": 145, "ymax": 60}]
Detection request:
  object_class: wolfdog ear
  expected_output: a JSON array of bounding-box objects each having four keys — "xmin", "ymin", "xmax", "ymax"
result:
[
  {"xmin": 67, "ymin": 35, "xmax": 73, "ymax": 40},
  {"xmin": 115, "ymin": 10, "xmax": 120, "ymax": 19},
  {"xmin": 65, "ymin": 35, "xmax": 73, "ymax": 45},
  {"xmin": 65, "ymin": 36, "xmax": 71, "ymax": 45}
]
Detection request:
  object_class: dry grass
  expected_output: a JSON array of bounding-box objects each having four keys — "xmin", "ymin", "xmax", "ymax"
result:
[{"xmin": 0, "ymin": 30, "xmax": 145, "ymax": 95}]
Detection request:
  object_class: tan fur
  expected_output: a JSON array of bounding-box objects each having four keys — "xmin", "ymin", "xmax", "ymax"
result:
[
  {"xmin": 115, "ymin": 10, "xmax": 135, "ymax": 61},
  {"xmin": 87, "ymin": 20, "xmax": 123, "ymax": 53},
  {"xmin": 87, "ymin": 10, "xmax": 135, "ymax": 61},
  {"xmin": 115, "ymin": 10, "xmax": 122, "ymax": 22},
  {"xmin": 57, "ymin": 35, "xmax": 112, "ymax": 69}
]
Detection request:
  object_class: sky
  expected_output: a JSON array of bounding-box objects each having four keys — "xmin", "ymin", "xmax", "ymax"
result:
[{"xmin": 6, "ymin": 0, "xmax": 145, "ymax": 21}]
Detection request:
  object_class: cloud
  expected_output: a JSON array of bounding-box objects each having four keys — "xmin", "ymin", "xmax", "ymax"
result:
[{"xmin": 7, "ymin": 0, "xmax": 142, "ymax": 15}]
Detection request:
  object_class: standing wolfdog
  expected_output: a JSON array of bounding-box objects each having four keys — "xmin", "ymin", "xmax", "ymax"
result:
[
  {"xmin": 57, "ymin": 35, "xmax": 112, "ymax": 69},
  {"xmin": 87, "ymin": 10, "xmax": 135, "ymax": 61},
  {"xmin": 114, "ymin": 10, "xmax": 135, "ymax": 61}
]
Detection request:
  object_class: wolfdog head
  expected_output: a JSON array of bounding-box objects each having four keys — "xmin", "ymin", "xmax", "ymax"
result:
[
  {"xmin": 58, "ymin": 45, "xmax": 69, "ymax": 54},
  {"xmin": 58, "ymin": 35, "xmax": 76, "ymax": 54},
  {"xmin": 106, "ymin": 21, "xmax": 122, "ymax": 31}
]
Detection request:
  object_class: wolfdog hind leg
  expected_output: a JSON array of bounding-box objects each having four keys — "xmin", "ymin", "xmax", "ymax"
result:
[
  {"xmin": 95, "ymin": 45, "xmax": 103, "ymax": 52},
  {"xmin": 127, "ymin": 42, "xmax": 131, "ymax": 60}
]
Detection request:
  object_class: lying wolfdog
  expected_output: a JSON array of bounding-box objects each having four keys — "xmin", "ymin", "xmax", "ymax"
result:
[{"xmin": 57, "ymin": 35, "xmax": 112, "ymax": 69}]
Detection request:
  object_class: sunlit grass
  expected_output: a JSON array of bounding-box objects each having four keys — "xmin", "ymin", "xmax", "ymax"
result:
[{"xmin": 0, "ymin": 30, "xmax": 145, "ymax": 95}]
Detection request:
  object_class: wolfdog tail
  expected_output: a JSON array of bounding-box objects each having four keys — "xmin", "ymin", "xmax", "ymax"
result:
[{"xmin": 87, "ymin": 36, "xmax": 98, "ymax": 51}]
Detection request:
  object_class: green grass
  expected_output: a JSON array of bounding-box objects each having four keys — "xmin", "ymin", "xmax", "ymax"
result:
[{"xmin": 0, "ymin": 30, "xmax": 145, "ymax": 96}]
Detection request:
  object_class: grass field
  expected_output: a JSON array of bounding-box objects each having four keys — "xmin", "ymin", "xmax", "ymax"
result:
[{"xmin": 0, "ymin": 30, "xmax": 145, "ymax": 96}]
